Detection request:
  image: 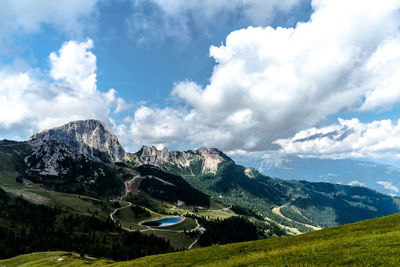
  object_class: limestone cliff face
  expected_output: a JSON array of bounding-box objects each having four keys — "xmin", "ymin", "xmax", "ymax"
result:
[
  {"xmin": 131, "ymin": 145, "xmax": 234, "ymax": 175},
  {"xmin": 25, "ymin": 139, "xmax": 87, "ymax": 176},
  {"xmin": 28, "ymin": 119, "xmax": 126, "ymax": 163},
  {"xmin": 134, "ymin": 146, "xmax": 169, "ymax": 168},
  {"xmin": 196, "ymin": 147, "xmax": 232, "ymax": 174},
  {"xmin": 25, "ymin": 119, "xmax": 232, "ymax": 177}
]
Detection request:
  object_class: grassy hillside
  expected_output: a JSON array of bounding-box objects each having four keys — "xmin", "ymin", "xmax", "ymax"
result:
[
  {"xmin": 172, "ymin": 160, "xmax": 399, "ymax": 231},
  {"xmin": 2, "ymin": 139, "xmax": 399, "ymax": 265},
  {"xmin": 0, "ymin": 187, "xmax": 174, "ymax": 261},
  {"xmin": 0, "ymin": 140, "xmax": 127, "ymax": 199},
  {"xmin": 0, "ymin": 142, "xmax": 262, "ymax": 257},
  {"xmin": 134, "ymin": 146, "xmax": 399, "ymax": 231},
  {"xmin": 135, "ymin": 165, "xmax": 210, "ymax": 207},
  {"xmin": 114, "ymin": 211, "xmax": 400, "ymax": 266},
  {"xmin": 2, "ymin": 212, "xmax": 400, "ymax": 266}
]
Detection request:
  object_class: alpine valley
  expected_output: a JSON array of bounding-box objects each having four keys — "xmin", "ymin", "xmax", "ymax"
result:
[{"xmin": 0, "ymin": 120, "xmax": 399, "ymax": 263}]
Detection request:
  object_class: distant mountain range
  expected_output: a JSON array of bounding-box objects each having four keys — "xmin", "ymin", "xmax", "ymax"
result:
[
  {"xmin": 2, "ymin": 119, "xmax": 399, "ymax": 233},
  {"xmin": 126, "ymin": 144, "xmax": 400, "ymax": 230},
  {"xmin": 233, "ymin": 155, "xmax": 400, "ymax": 197},
  {"xmin": 2, "ymin": 119, "xmax": 400, "ymax": 262}
]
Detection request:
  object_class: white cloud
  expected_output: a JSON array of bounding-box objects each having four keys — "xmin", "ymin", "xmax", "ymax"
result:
[
  {"xmin": 0, "ymin": 0, "xmax": 98, "ymax": 37},
  {"xmin": 360, "ymin": 37, "xmax": 400, "ymax": 111},
  {"xmin": 377, "ymin": 181, "xmax": 399, "ymax": 192},
  {"xmin": 116, "ymin": 106, "xmax": 197, "ymax": 151},
  {"xmin": 275, "ymin": 118, "xmax": 400, "ymax": 160},
  {"xmin": 0, "ymin": 39, "xmax": 126, "ymax": 140},
  {"xmin": 50, "ymin": 39, "xmax": 97, "ymax": 95},
  {"xmin": 125, "ymin": 0, "xmax": 400, "ymax": 153}
]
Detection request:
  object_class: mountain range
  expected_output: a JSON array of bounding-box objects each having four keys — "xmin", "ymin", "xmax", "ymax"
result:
[
  {"xmin": 233, "ymin": 155, "xmax": 400, "ymax": 197},
  {"xmin": 16, "ymin": 120, "xmax": 400, "ymax": 227},
  {"xmin": 127, "ymin": 143, "xmax": 400, "ymax": 229},
  {"xmin": 0, "ymin": 119, "xmax": 399, "ymax": 261}
]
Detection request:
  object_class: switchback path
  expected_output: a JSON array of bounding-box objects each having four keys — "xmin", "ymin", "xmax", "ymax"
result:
[
  {"xmin": 187, "ymin": 238, "xmax": 199, "ymax": 250},
  {"xmin": 109, "ymin": 174, "xmax": 207, "ymax": 249},
  {"xmin": 109, "ymin": 177, "xmax": 201, "ymax": 234},
  {"xmin": 109, "ymin": 196, "xmax": 203, "ymax": 250},
  {"xmin": 272, "ymin": 204, "xmax": 322, "ymax": 231},
  {"xmin": 110, "ymin": 201, "xmax": 132, "ymax": 224}
]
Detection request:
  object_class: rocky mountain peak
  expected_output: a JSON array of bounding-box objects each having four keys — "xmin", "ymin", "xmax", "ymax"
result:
[
  {"xmin": 138, "ymin": 145, "xmax": 162, "ymax": 155},
  {"xmin": 131, "ymin": 145, "xmax": 233, "ymax": 175},
  {"xmin": 195, "ymin": 146, "xmax": 233, "ymax": 174},
  {"xmin": 197, "ymin": 146, "xmax": 226, "ymax": 156},
  {"xmin": 135, "ymin": 145, "xmax": 169, "ymax": 168},
  {"xmin": 162, "ymin": 147, "xmax": 169, "ymax": 157},
  {"xmin": 28, "ymin": 119, "xmax": 126, "ymax": 163}
]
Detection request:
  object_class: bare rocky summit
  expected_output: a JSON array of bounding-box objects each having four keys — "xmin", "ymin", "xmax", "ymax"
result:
[
  {"xmin": 26, "ymin": 139, "xmax": 87, "ymax": 176},
  {"xmin": 29, "ymin": 119, "xmax": 126, "ymax": 163},
  {"xmin": 132, "ymin": 145, "xmax": 233, "ymax": 175},
  {"xmin": 24, "ymin": 119, "xmax": 231, "ymax": 177}
]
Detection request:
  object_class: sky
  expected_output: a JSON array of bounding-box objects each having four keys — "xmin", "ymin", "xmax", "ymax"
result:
[{"xmin": 1, "ymin": 0, "xmax": 400, "ymax": 165}]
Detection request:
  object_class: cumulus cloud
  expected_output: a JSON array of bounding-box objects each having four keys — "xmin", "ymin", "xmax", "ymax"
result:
[
  {"xmin": 275, "ymin": 118, "xmax": 400, "ymax": 160},
  {"xmin": 0, "ymin": 39, "xmax": 126, "ymax": 140},
  {"xmin": 0, "ymin": 0, "xmax": 98, "ymax": 37},
  {"xmin": 117, "ymin": 106, "xmax": 193, "ymax": 149},
  {"xmin": 50, "ymin": 39, "xmax": 97, "ymax": 95},
  {"xmin": 126, "ymin": 0, "xmax": 305, "ymax": 42},
  {"xmin": 360, "ymin": 38, "xmax": 400, "ymax": 111},
  {"xmin": 124, "ymin": 0, "xmax": 400, "ymax": 153},
  {"xmin": 377, "ymin": 181, "xmax": 399, "ymax": 193}
]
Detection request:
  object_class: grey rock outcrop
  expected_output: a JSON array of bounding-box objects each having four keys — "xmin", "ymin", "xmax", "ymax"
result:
[
  {"xmin": 131, "ymin": 145, "xmax": 233, "ymax": 175},
  {"xmin": 29, "ymin": 119, "xmax": 126, "ymax": 163},
  {"xmin": 26, "ymin": 139, "xmax": 87, "ymax": 176}
]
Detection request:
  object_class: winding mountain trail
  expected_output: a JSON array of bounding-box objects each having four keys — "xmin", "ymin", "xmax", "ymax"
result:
[
  {"xmin": 187, "ymin": 238, "xmax": 199, "ymax": 250},
  {"xmin": 109, "ymin": 194, "xmax": 203, "ymax": 249},
  {"xmin": 109, "ymin": 174, "xmax": 203, "ymax": 248},
  {"xmin": 109, "ymin": 175, "xmax": 146, "ymax": 232},
  {"xmin": 109, "ymin": 197, "xmax": 193, "ymax": 233},
  {"xmin": 186, "ymin": 217, "xmax": 203, "ymax": 250},
  {"xmin": 107, "ymin": 170, "xmax": 216, "ymax": 250},
  {"xmin": 272, "ymin": 204, "xmax": 322, "ymax": 231},
  {"xmin": 110, "ymin": 201, "xmax": 132, "ymax": 224},
  {"xmin": 109, "ymin": 176, "xmax": 137, "ymax": 228}
]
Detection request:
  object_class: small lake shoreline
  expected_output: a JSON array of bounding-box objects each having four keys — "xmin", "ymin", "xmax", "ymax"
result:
[{"xmin": 139, "ymin": 216, "xmax": 185, "ymax": 227}]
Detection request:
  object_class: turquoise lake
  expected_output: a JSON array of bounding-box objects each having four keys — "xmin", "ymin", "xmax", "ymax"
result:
[{"xmin": 142, "ymin": 217, "xmax": 183, "ymax": 227}]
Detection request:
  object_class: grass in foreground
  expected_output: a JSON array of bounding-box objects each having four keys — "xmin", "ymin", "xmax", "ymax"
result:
[
  {"xmin": 143, "ymin": 230, "xmax": 197, "ymax": 250},
  {"xmin": 2, "ymin": 212, "xmax": 400, "ymax": 266},
  {"xmin": 0, "ymin": 252, "xmax": 114, "ymax": 267}
]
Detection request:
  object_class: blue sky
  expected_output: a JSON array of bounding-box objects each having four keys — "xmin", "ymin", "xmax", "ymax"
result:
[
  {"xmin": 1, "ymin": 0, "xmax": 400, "ymax": 165},
  {"xmin": 2, "ymin": 0, "xmax": 311, "ymax": 107}
]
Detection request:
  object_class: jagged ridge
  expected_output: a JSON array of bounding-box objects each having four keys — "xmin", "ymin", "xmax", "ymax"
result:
[
  {"xmin": 131, "ymin": 145, "xmax": 233, "ymax": 176},
  {"xmin": 19, "ymin": 119, "xmax": 400, "ymax": 230}
]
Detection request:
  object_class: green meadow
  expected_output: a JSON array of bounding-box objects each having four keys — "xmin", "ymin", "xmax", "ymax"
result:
[{"xmin": 2, "ymin": 212, "xmax": 400, "ymax": 266}]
